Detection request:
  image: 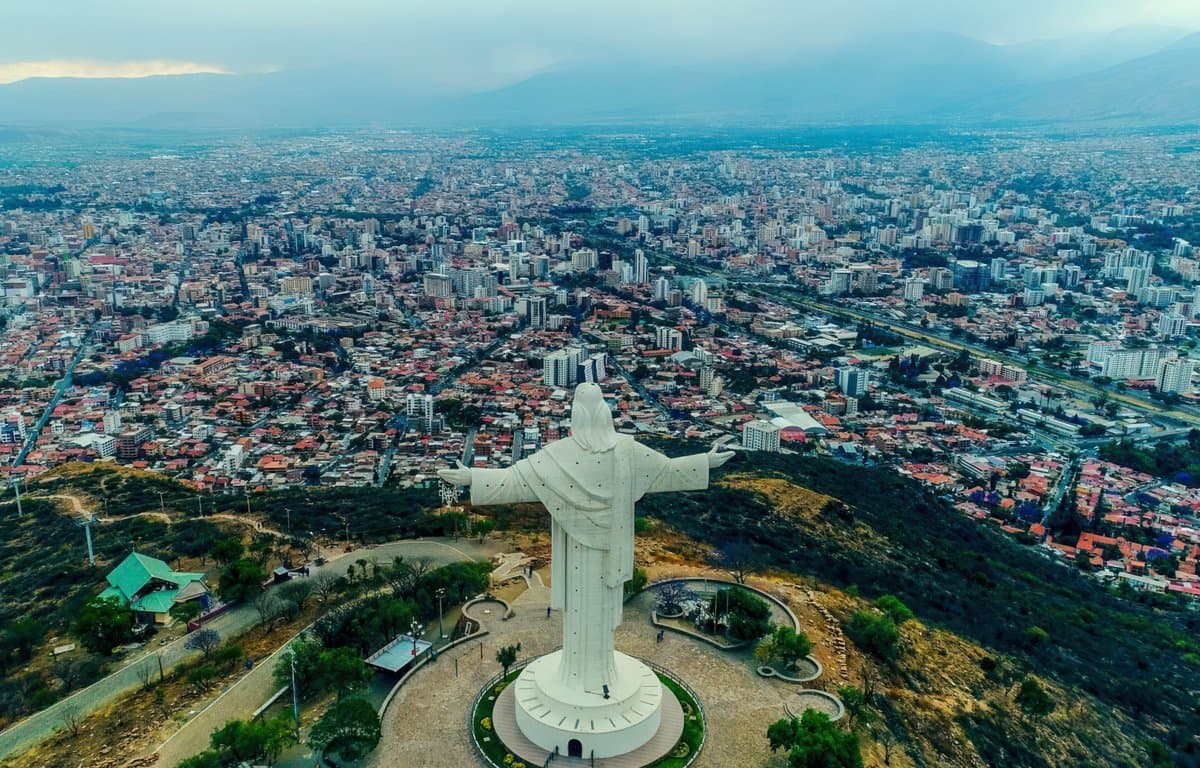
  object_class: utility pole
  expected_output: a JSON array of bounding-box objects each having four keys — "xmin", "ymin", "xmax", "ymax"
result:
[
  {"xmin": 290, "ymin": 646, "xmax": 301, "ymax": 737},
  {"xmin": 158, "ymin": 491, "xmax": 166, "ymax": 516},
  {"xmin": 285, "ymin": 507, "xmax": 291, "ymax": 535},
  {"xmin": 344, "ymin": 519, "xmax": 350, "ymax": 549},
  {"xmin": 245, "ymin": 490, "xmax": 252, "ymax": 517},
  {"xmin": 79, "ymin": 514, "xmax": 96, "ymax": 566},
  {"xmin": 12, "ymin": 476, "xmax": 23, "ymax": 518},
  {"xmin": 197, "ymin": 494, "xmax": 203, "ymax": 517}
]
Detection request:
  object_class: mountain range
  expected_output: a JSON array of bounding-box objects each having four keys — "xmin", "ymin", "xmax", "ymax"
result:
[{"xmin": 1, "ymin": 25, "xmax": 1198, "ymax": 129}]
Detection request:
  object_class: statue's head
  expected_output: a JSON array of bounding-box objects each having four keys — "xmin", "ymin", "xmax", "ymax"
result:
[{"xmin": 570, "ymin": 383, "xmax": 617, "ymax": 453}]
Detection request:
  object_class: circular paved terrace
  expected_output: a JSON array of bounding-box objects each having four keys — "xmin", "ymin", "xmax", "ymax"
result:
[{"xmin": 368, "ymin": 577, "xmax": 827, "ymax": 768}]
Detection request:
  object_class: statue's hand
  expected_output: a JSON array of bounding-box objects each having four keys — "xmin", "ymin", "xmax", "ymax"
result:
[
  {"xmin": 438, "ymin": 461, "xmax": 472, "ymax": 487},
  {"xmin": 707, "ymin": 436, "xmax": 736, "ymax": 469}
]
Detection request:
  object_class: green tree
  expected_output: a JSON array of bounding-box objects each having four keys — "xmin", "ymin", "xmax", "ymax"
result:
[
  {"xmin": 210, "ymin": 715, "xmax": 295, "ymax": 766},
  {"xmin": 837, "ymin": 685, "xmax": 875, "ymax": 730},
  {"xmin": 496, "ymin": 642, "xmax": 522, "ymax": 678},
  {"xmin": 210, "ymin": 536, "xmax": 245, "ymax": 565},
  {"xmin": 766, "ymin": 626, "xmax": 814, "ymax": 670},
  {"xmin": 317, "ymin": 646, "xmax": 374, "ymax": 700},
  {"xmin": 474, "ymin": 518, "xmax": 495, "ymax": 542},
  {"xmin": 1014, "ymin": 677, "xmax": 1055, "ymax": 716},
  {"xmin": 176, "ymin": 751, "xmax": 222, "ymax": 768},
  {"xmin": 218, "ymin": 558, "xmax": 267, "ymax": 603},
  {"xmin": 187, "ymin": 665, "xmax": 219, "ymax": 692},
  {"xmin": 308, "ymin": 697, "xmax": 382, "ymax": 762},
  {"xmin": 0, "ymin": 617, "xmax": 45, "ymax": 671},
  {"xmin": 72, "ymin": 597, "xmax": 134, "ymax": 655},
  {"xmin": 1022, "ymin": 626, "xmax": 1050, "ymax": 648},
  {"xmin": 767, "ymin": 709, "xmax": 863, "ymax": 768},
  {"xmin": 170, "ymin": 599, "xmax": 203, "ymax": 624},
  {"xmin": 276, "ymin": 642, "xmax": 372, "ymax": 701},
  {"xmin": 278, "ymin": 579, "xmax": 315, "ymax": 611}
]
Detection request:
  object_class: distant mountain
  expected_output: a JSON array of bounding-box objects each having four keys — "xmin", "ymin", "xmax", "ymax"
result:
[
  {"xmin": 1002, "ymin": 25, "xmax": 1192, "ymax": 80},
  {"xmin": 0, "ymin": 68, "xmax": 438, "ymax": 128},
  {"xmin": 1, "ymin": 26, "xmax": 1198, "ymax": 128},
  {"xmin": 994, "ymin": 44, "xmax": 1200, "ymax": 123}
]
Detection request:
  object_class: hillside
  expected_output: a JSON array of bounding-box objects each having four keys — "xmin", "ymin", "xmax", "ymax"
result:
[
  {"xmin": 637, "ymin": 441, "xmax": 1200, "ymax": 768},
  {"xmin": 4, "ymin": 457, "xmax": 1198, "ymax": 766},
  {"xmin": 0, "ymin": 468, "xmax": 245, "ymax": 730},
  {"xmin": 0, "ymin": 463, "xmax": 449, "ymax": 734}
]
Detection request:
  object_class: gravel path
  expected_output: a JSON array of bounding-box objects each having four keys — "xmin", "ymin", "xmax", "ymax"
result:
[{"xmin": 370, "ymin": 583, "xmax": 797, "ymax": 768}]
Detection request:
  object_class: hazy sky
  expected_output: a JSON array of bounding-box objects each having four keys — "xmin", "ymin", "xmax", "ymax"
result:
[{"xmin": 3, "ymin": 0, "xmax": 1199, "ymax": 88}]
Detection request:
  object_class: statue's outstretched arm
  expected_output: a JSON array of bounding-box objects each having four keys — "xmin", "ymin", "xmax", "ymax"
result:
[
  {"xmin": 643, "ymin": 437, "xmax": 733, "ymax": 495},
  {"xmin": 469, "ymin": 465, "xmax": 541, "ymax": 506}
]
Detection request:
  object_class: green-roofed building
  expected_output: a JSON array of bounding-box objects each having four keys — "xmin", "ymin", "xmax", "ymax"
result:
[{"xmin": 100, "ymin": 551, "xmax": 210, "ymax": 626}]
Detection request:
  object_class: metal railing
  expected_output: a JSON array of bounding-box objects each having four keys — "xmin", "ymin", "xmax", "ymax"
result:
[{"xmin": 468, "ymin": 657, "xmax": 536, "ymax": 768}]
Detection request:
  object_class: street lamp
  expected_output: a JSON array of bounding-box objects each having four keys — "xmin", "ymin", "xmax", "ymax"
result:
[
  {"xmin": 436, "ymin": 587, "xmax": 446, "ymax": 640},
  {"xmin": 410, "ymin": 619, "xmax": 421, "ymax": 656}
]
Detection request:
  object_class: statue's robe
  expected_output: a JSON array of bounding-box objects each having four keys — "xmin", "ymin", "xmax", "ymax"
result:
[{"xmin": 469, "ymin": 434, "xmax": 708, "ymax": 691}]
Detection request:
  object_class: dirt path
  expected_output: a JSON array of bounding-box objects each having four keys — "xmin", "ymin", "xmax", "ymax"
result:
[{"xmin": 15, "ymin": 492, "xmax": 289, "ymax": 538}]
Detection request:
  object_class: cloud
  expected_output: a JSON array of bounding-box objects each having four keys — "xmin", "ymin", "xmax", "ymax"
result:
[
  {"xmin": 1, "ymin": 2, "xmax": 1198, "ymax": 91},
  {"xmin": 0, "ymin": 60, "xmax": 229, "ymax": 85}
]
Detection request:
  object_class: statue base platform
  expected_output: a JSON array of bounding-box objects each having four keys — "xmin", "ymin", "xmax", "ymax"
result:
[{"xmin": 507, "ymin": 650, "xmax": 666, "ymax": 760}]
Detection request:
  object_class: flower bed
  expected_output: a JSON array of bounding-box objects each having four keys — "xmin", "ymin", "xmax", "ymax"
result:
[{"xmin": 470, "ymin": 663, "xmax": 706, "ymax": 768}]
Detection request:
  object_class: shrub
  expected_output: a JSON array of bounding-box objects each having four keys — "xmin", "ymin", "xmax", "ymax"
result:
[
  {"xmin": 708, "ymin": 587, "xmax": 773, "ymax": 641},
  {"xmin": 874, "ymin": 594, "xmax": 914, "ymax": 624},
  {"xmin": 623, "ymin": 567, "xmax": 648, "ymax": 598},
  {"xmin": 845, "ymin": 610, "xmax": 900, "ymax": 660}
]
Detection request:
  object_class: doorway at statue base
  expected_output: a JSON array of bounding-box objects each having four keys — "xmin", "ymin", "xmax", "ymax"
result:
[{"xmin": 492, "ymin": 648, "xmax": 686, "ymax": 763}]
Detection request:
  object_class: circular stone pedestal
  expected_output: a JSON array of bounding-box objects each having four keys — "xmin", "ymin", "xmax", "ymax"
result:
[{"xmin": 512, "ymin": 650, "xmax": 662, "ymax": 759}]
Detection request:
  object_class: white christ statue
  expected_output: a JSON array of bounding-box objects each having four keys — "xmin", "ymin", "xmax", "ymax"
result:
[{"xmin": 439, "ymin": 383, "xmax": 733, "ymax": 706}]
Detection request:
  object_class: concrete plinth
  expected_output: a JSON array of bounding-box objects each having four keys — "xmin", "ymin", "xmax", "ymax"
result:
[{"xmin": 511, "ymin": 650, "xmax": 663, "ymax": 759}]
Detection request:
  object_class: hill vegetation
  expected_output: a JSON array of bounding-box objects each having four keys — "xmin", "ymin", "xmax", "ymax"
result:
[
  {"xmin": 6, "ymin": 455, "xmax": 1199, "ymax": 766},
  {"xmin": 637, "ymin": 440, "xmax": 1200, "ymax": 768}
]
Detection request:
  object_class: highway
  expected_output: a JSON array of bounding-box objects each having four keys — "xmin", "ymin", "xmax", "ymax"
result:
[{"xmin": 736, "ymin": 281, "xmax": 1200, "ymax": 428}]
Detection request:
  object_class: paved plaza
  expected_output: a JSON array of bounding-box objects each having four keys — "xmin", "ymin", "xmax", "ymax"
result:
[{"xmin": 369, "ymin": 575, "xmax": 813, "ymax": 768}]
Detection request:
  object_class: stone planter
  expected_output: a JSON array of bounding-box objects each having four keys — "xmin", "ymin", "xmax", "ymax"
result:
[{"xmin": 755, "ymin": 655, "xmax": 822, "ymax": 683}]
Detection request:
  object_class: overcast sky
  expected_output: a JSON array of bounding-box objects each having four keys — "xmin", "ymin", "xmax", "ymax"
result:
[{"xmin": 3, "ymin": 0, "xmax": 1199, "ymax": 88}]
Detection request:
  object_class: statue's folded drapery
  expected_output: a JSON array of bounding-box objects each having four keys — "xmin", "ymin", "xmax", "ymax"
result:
[{"xmin": 468, "ymin": 435, "xmax": 708, "ymax": 690}]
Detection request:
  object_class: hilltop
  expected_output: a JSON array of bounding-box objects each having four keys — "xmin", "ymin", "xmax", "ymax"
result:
[{"xmin": 4, "ymin": 457, "xmax": 1198, "ymax": 766}]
